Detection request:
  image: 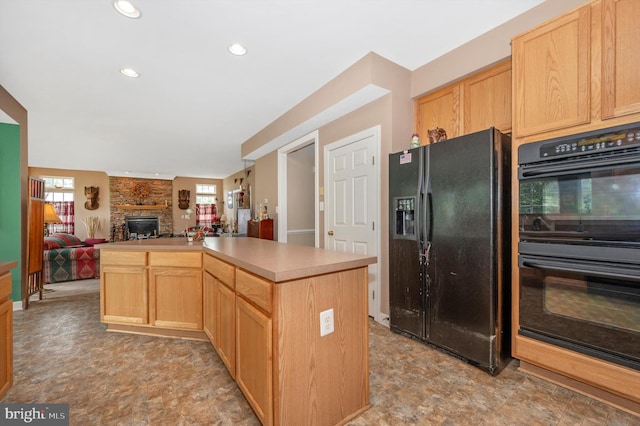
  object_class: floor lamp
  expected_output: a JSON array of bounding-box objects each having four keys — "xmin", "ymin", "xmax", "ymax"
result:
[{"xmin": 43, "ymin": 204, "xmax": 62, "ymax": 237}]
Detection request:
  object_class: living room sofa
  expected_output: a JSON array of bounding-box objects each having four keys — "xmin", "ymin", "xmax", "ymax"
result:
[{"xmin": 43, "ymin": 233, "xmax": 100, "ymax": 284}]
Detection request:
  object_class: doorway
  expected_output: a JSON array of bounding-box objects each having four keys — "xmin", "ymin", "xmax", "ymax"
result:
[
  {"xmin": 277, "ymin": 131, "xmax": 318, "ymax": 246},
  {"xmin": 324, "ymin": 126, "xmax": 381, "ymax": 322}
]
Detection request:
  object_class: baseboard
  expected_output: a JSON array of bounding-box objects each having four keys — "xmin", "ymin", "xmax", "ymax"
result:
[
  {"xmin": 519, "ymin": 361, "xmax": 640, "ymax": 417},
  {"xmin": 13, "ymin": 300, "xmax": 22, "ymax": 311}
]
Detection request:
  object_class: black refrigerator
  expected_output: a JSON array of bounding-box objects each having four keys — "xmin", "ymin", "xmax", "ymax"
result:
[{"xmin": 388, "ymin": 128, "xmax": 511, "ymax": 375}]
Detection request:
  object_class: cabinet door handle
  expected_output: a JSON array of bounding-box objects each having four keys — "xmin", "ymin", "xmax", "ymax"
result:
[{"xmin": 328, "ymin": 230, "xmax": 334, "ymax": 236}]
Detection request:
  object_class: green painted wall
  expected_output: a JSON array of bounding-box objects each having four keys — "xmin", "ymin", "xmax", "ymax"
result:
[{"xmin": 0, "ymin": 123, "xmax": 22, "ymax": 301}]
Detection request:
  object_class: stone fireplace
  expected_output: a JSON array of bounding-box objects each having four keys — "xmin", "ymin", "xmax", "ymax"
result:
[{"xmin": 109, "ymin": 177, "xmax": 173, "ymax": 241}]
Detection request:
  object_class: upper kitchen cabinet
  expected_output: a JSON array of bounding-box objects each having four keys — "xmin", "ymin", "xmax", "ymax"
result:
[
  {"xmin": 512, "ymin": 4, "xmax": 590, "ymax": 139},
  {"xmin": 513, "ymin": 0, "xmax": 640, "ymax": 141},
  {"xmin": 414, "ymin": 84, "xmax": 461, "ymax": 143},
  {"xmin": 463, "ymin": 60, "xmax": 512, "ymax": 135},
  {"xmin": 601, "ymin": 0, "xmax": 640, "ymax": 120},
  {"xmin": 414, "ymin": 59, "xmax": 511, "ymax": 144}
]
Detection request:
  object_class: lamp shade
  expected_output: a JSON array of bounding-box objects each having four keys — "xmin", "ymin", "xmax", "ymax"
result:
[{"xmin": 43, "ymin": 204, "xmax": 62, "ymax": 224}]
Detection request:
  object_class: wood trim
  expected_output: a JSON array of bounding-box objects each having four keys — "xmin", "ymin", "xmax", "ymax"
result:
[
  {"xmin": 519, "ymin": 361, "xmax": 640, "ymax": 416},
  {"xmin": 106, "ymin": 323, "xmax": 208, "ymax": 341},
  {"xmin": 116, "ymin": 205, "xmax": 167, "ymax": 210},
  {"xmin": 514, "ymin": 335, "xmax": 640, "ymax": 406}
]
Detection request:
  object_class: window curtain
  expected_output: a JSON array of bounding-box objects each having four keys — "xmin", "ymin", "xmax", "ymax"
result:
[
  {"xmin": 195, "ymin": 203, "xmax": 217, "ymax": 227},
  {"xmin": 48, "ymin": 201, "xmax": 75, "ymax": 234}
]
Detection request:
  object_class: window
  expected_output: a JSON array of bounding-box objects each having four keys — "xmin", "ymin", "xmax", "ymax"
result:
[
  {"xmin": 43, "ymin": 176, "xmax": 75, "ymax": 234},
  {"xmin": 195, "ymin": 184, "xmax": 217, "ymax": 204},
  {"xmin": 43, "ymin": 176, "xmax": 75, "ymax": 202},
  {"xmin": 195, "ymin": 183, "xmax": 218, "ymax": 227}
]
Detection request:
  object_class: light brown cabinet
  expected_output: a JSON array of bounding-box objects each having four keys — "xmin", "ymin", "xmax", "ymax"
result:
[
  {"xmin": 149, "ymin": 268, "xmax": 202, "ymax": 330},
  {"xmin": 203, "ymin": 271, "xmax": 217, "ymax": 343},
  {"xmin": 101, "ymin": 249, "xmax": 206, "ymax": 339},
  {"xmin": 216, "ymin": 280, "xmax": 236, "ymax": 376},
  {"xmin": 203, "ymin": 254, "xmax": 236, "ymax": 377},
  {"xmin": 100, "ymin": 239, "xmax": 374, "ymax": 426},
  {"xmin": 510, "ymin": 0, "xmax": 640, "ymax": 411},
  {"xmin": 601, "ymin": 0, "xmax": 640, "ymax": 120},
  {"xmin": 512, "ymin": 0, "xmax": 640, "ymax": 141},
  {"xmin": 512, "ymin": 4, "xmax": 591, "ymax": 138},
  {"xmin": 204, "ymin": 251, "xmax": 370, "ymax": 426},
  {"xmin": 236, "ymin": 295, "xmax": 272, "ymax": 425},
  {"xmin": 414, "ymin": 59, "xmax": 511, "ymax": 144},
  {"xmin": 100, "ymin": 251, "xmax": 148, "ymax": 325},
  {"xmin": 463, "ymin": 60, "xmax": 512, "ymax": 134},
  {"xmin": 414, "ymin": 85, "xmax": 460, "ymax": 142},
  {"xmin": 148, "ymin": 251, "xmax": 202, "ymax": 330},
  {"xmin": 0, "ymin": 266, "xmax": 15, "ymax": 400}
]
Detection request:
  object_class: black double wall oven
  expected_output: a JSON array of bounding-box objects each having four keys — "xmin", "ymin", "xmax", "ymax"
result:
[{"xmin": 518, "ymin": 122, "xmax": 640, "ymax": 371}]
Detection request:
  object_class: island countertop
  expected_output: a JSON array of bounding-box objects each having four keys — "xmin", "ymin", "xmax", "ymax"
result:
[
  {"xmin": 97, "ymin": 237, "xmax": 376, "ymax": 283},
  {"xmin": 0, "ymin": 261, "xmax": 17, "ymax": 276},
  {"xmin": 202, "ymin": 237, "xmax": 376, "ymax": 282},
  {"xmin": 96, "ymin": 238, "xmax": 203, "ymax": 251}
]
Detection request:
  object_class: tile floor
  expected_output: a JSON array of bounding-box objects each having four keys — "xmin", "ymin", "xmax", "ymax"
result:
[{"xmin": 2, "ymin": 285, "xmax": 639, "ymax": 425}]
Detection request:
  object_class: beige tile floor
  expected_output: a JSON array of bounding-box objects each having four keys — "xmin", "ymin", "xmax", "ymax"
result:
[{"xmin": 2, "ymin": 282, "xmax": 639, "ymax": 425}]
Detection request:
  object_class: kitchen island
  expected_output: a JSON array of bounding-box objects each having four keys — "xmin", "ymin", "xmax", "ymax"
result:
[{"xmin": 98, "ymin": 237, "xmax": 376, "ymax": 426}]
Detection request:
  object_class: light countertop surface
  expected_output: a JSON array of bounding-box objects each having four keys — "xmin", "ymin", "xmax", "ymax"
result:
[
  {"xmin": 0, "ymin": 261, "xmax": 17, "ymax": 276},
  {"xmin": 96, "ymin": 237, "xmax": 377, "ymax": 282},
  {"xmin": 203, "ymin": 237, "xmax": 377, "ymax": 282},
  {"xmin": 96, "ymin": 238, "xmax": 203, "ymax": 251}
]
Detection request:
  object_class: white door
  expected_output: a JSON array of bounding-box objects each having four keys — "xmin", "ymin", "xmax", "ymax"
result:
[{"xmin": 325, "ymin": 127, "xmax": 380, "ymax": 321}]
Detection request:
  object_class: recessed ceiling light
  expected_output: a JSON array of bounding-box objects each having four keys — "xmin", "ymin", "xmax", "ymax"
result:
[
  {"xmin": 228, "ymin": 43, "xmax": 247, "ymax": 56},
  {"xmin": 113, "ymin": 0, "xmax": 141, "ymax": 19},
  {"xmin": 120, "ymin": 68, "xmax": 140, "ymax": 78}
]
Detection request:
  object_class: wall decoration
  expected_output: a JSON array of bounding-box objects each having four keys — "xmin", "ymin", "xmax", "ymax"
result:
[
  {"xmin": 227, "ymin": 191, "xmax": 233, "ymax": 209},
  {"xmin": 84, "ymin": 186, "xmax": 100, "ymax": 210},
  {"xmin": 428, "ymin": 127, "xmax": 448, "ymax": 143},
  {"xmin": 131, "ymin": 182, "xmax": 150, "ymax": 205},
  {"xmin": 178, "ymin": 189, "xmax": 190, "ymax": 210}
]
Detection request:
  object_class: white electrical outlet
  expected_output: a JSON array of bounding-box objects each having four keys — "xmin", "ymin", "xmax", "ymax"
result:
[{"xmin": 320, "ymin": 308, "xmax": 334, "ymax": 337}]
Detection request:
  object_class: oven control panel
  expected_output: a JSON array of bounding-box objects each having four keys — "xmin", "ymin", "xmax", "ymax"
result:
[{"xmin": 540, "ymin": 127, "xmax": 640, "ymax": 158}]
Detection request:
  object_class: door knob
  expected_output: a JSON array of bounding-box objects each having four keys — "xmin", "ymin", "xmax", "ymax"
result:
[{"xmin": 328, "ymin": 230, "xmax": 334, "ymax": 236}]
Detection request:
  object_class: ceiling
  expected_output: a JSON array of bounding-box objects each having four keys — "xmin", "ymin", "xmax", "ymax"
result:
[{"xmin": 0, "ymin": 0, "xmax": 546, "ymax": 179}]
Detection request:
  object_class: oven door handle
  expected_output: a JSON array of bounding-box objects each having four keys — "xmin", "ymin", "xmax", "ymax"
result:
[
  {"xmin": 519, "ymin": 256, "xmax": 640, "ymax": 282},
  {"xmin": 519, "ymin": 156, "xmax": 640, "ymax": 179}
]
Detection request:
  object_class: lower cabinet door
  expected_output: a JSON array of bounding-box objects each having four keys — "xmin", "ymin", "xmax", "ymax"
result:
[
  {"xmin": 203, "ymin": 271, "xmax": 217, "ymax": 344},
  {"xmin": 0, "ymin": 298, "xmax": 12, "ymax": 399},
  {"xmin": 236, "ymin": 296, "xmax": 272, "ymax": 426},
  {"xmin": 216, "ymin": 280, "xmax": 236, "ymax": 377},
  {"xmin": 101, "ymin": 266, "xmax": 148, "ymax": 324},
  {"xmin": 149, "ymin": 267, "xmax": 202, "ymax": 330}
]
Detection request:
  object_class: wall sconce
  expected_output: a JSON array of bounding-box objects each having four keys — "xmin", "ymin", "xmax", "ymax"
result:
[
  {"xmin": 178, "ymin": 190, "xmax": 190, "ymax": 210},
  {"xmin": 43, "ymin": 203, "xmax": 62, "ymax": 237}
]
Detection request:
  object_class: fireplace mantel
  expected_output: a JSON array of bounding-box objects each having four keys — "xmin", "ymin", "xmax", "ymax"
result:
[{"xmin": 116, "ymin": 205, "xmax": 168, "ymax": 210}]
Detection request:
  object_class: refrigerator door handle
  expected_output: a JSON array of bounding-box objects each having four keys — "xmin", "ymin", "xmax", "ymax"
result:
[
  {"xmin": 420, "ymin": 242, "xmax": 432, "ymax": 266},
  {"xmin": 427, "ymin": 192, "xmax": 433, "ymax": 242}
]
